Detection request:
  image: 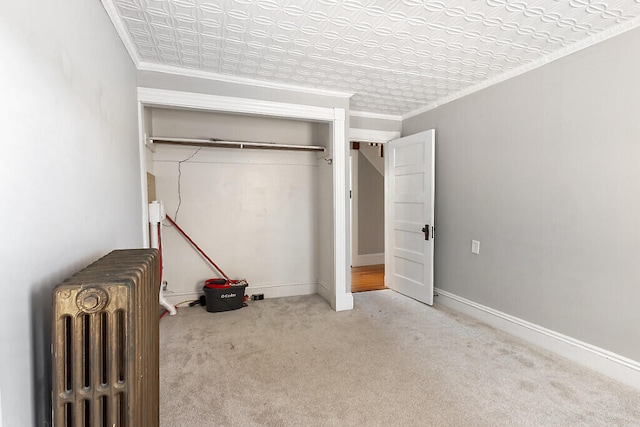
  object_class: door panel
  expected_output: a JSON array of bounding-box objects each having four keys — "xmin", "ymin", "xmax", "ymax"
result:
[{"xmin": 385, "ymin": 130, "xmax": 435, "ymax": 305}]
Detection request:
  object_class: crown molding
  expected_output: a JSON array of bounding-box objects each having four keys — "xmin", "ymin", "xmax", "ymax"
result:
[
  {"xmin": 402, "ymin": 15, "xmax": 640, "ymax": 120},
  {"xmin": 350, "ymin": 110, "xmax": 402, "ymax": 121},
  {"xmin": 138, "ymin": 62, "xmax": 353, "ymax": 99},
  {"xmin": 101, "ymin": 0, "xmax": 140, "ymax": 67}
]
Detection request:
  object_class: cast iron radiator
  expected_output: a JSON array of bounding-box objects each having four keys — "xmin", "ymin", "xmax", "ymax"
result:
[{"xmin": 52, "ymin": 249, "xmax": 159, "ymax": 427}]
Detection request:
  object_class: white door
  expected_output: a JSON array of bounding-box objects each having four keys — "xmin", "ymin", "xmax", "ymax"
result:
[{"xmin": 385, "ymin": 130, "xmax": 435, "ymax": 305}]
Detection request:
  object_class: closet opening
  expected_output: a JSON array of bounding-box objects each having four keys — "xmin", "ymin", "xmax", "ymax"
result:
[{"xmin": 136, "ymin": 90, "xmax": 352, "ymax": 312}]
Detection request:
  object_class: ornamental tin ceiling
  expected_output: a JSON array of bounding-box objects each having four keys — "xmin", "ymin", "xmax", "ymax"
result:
[{"xmin": 106, "ymin": 0, "xmax": 640, "ymax": 117}]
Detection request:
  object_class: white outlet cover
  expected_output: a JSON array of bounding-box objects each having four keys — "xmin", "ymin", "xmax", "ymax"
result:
[{"xmin": 471, "ymin": 240, "xmax": 480, "ymax": 254}]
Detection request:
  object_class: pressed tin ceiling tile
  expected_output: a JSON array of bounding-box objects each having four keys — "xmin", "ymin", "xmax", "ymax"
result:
[{"xmin": 107, "ymin": 0, "xmax": 640, "ymax": 117}]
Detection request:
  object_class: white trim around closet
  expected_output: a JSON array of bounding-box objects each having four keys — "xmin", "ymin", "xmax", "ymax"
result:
[
  {"xmin": 137, "ymin": 87, "xmax": 337, "ymax": 122},
  {"xmin": 333, "ymin": 109, "xmax": 353, "ymax": 311},
  {"xmin": 137, "ymin": 87, "xmax": 353, "ymax": 312}
]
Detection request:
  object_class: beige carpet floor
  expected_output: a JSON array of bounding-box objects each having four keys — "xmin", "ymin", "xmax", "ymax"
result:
[{"xmin": 159, "ymin": 290, "xmax": 640, "ymax": 426}]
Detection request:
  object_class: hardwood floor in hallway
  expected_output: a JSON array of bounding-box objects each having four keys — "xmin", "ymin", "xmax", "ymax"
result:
[{"xmin": 351, "ymin": 264, "xmax": 386, "ymax": 293}]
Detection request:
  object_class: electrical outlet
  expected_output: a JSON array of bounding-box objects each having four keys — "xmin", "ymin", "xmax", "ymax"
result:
[
  {"xmin": 162, "ymin": 281, "xmax": 168, "ymax": 291},
  {"xmin": 471, "ymin": 240, "xmax": 480, "ymax": 254},
  {"xmin": 251, "ymin": 293, "xmax": 264, "ymax": 301}
]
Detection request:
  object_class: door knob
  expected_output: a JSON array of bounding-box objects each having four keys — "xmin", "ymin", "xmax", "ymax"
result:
[{"xmin": 421, "ymin": 225, "xmax": 429, "ymax": 241}]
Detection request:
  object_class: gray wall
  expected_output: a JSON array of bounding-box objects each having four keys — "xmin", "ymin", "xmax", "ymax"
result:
[
  {"xmin": 350, "ymin": 115, "xmax": 402, "ymax": 132},
  {"xmin": 403, "ymin": 27, "xmax": 640, "ymax": 362},
  {"xmin": 358, "ymin": 152, "xmax": 384, "ymax": 254},
  {"xmin": 0, "ymin": 1, "xmax": 140, "ymax": 425}
]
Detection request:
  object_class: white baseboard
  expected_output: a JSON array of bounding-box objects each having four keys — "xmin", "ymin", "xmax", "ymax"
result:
[
  {"xmin": 317, "ymin": 281, "xmax": 331, "ymax": 305},
  {"xmin": 316, "ymin": 281, "xmax": 353, "ymax": 311},
  {"xmin": 352, "ymin": 253, "xmax": 384, "ymax": 267},
  {"xmin": 163, "ymin": 282, "xmax": 317, "ymax": 306},
  {"xmin": 247, "ymin": 282, "xmax": 317, "ymax": 299},
  {"xmin": 163, "ymin": 291, "xmax": 202, "ymax": 306},
  {"xmin": 335, "ymin": 291, "xmax": 354, "ymax": 312},
  {"xmin": 434, "ymin": 288, "xmax": 640, "ymax": 391}
]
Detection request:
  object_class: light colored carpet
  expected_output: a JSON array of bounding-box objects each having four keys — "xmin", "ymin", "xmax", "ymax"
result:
[{"xmin": 159, "ymin": 290, "xmax": 640, "ymax": 426}]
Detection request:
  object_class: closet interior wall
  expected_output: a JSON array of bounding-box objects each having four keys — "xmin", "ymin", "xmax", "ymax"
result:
[{"xmin": 147, "ymin": 107, "xmax": 332, "ymax": 303}]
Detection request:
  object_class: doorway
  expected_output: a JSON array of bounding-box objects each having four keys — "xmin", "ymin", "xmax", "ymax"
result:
[
  {"xmin": 349, "ymin": 129, "xmax": 398, "ymax": 293},
  {"xmin": 349, "ymin": 129, "xmax": 435, "ymax": 303}
]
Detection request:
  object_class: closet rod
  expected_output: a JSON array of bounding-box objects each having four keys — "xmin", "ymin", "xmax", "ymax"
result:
[{"xmin": 149, "ymin": 137, "xmax": 325, "ymax": 152}]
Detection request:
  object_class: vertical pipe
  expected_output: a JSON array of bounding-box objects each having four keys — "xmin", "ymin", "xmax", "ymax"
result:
[{"xmin": 149, "ymin": 201, "xmax": 176, "ymax": 315}]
